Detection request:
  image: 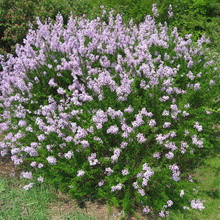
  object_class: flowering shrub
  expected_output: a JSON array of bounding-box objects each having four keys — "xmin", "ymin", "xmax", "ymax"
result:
[{"xmin": 0, "ymin": 5, "xmax": 219, "ymax": 218}]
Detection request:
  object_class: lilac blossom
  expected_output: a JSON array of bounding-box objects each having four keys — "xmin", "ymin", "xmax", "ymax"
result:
[
  {"xmin": 136, "ymin": 133, "xmax": 147, "ymax": 143},
  {"xmin": 152, "ymin": 3, "xmax": 159, "ymax": 17},
  {"xmin": 167, "ymin": 200, "xmax": 173, "ymax": 207},
  {"xmin": 122, "ymin": 169, "xmax": 129, "ymax": 176},
  {"xmin": 132, "ymin": 181, "xmax": 139, "ymax": 189},
  {"xmin": 37, "ymin": 134, "xmax": 46, "ymax": 142},
  {"xmin": 20, "ymin": 171, "xmax": 33, "ymax": 179},
  {"xmin": 111, "ymin": 148, "xmax": 121, "ymax": 163},
  {"xmin": 159, "ymin": 210, "xmax": 169, "ymax": 218},
  {"xmin": 132, "ymin": 114, "xmax": 144, "ymax": 128},
  {"xmin": 98, "ymin": 180, "xmax": 105, "ymax": 187},
  {"xmin": 162, "ymin": 110, "xmax": 169, "ymax": 116},
  {"xmin": 120, "ymin": 141, "xmax": 128, "ymax": 149},
  {"xmin": 38, "ymin": 163, "xmax": 44, "ymax": 168},
  {"xmin": 38, "ymin": 176, "xmax": 44, "ymax": 182},
  {"xmin": 210, "ymin": 80, "xmax": 215, "ymax": 85},
  {"xmin": 46, "ymin": 156, "xmax": 57, "ymax": 165},
  {"xmin": 124, "ymin": 105, "xmax": 133, "ymax": 113},
  {"xmin": 111, "ymin": 183, "xmax": 123, "ymax": 192},
  {"xmin": 143, "ymin": 206, "xmax": 150, "ymax": 214},
  {"xmin": 81, "ymin": 140, "xmax": 90, "ymax": 148},
  {"xmin": 93, "ymin": 136, "xmax": 103, "ymax": 144},
  {"xmin": 194, "ymin": 83, "xmax": 201, "ymax": 91},
  {"xmin": 48, "ymin": 78, "xmax": 57, "ymax": 87},
  {"xmin": 168, "ymin": 5, "xmax": 174, "ymax": 18},
  {"xmin": 88, "ymin": 153, "xmax": 100, "ymax": 166},
  {"xmin": 165, "ymin": 151, "xmax": 174, "ymax": 159},
  {"xmin": 92, "ymin": 110, "xmax": 108, "ymax": 129},
  {"xmin": 23, "ymin": 183, "xmax": 34, "ymax": 190},
  {"xmin": 107, "ymin": 125, "xmax": 119, "ymax": 134},
  {"xmin": 190, "ymin": 199, "xmax": 205, "ymax": 210},
  {"xmin": 194, "ymin": 122, "xmax": 203, "ymax": 132},
  {"xmin": 57, "ymin": 87, "xmax": 66, "ymax": 95},
  {"xmin": 149, "ymin": 119, "xmax": 156, "ymax": 127},
  {"xmin": 163, "ymin": 122, "xmax": 171, "ymax": 128},
  {"xmin": 192, "ymin": 135, "xmax": 204, "ymax": 148},
  {"xmin": 64, "ymin": 151, "xmax": 73, "ymax": 159},
  {"xmin": 18, "ymin": 120, "xmax": 27, "ymax": 127},
  {"xmin": 11, "ymin": 148, "xmax": 21, "ymax": 155},
  {"xmin": 169, "ymin": 164, "xmax": 180, "ymax": 181},
  {"xmin": 138, "ymin": 188, "xmax": 145, "ymax": 196},
  {"xmin": 180, "ymin": 190, "xmax": 184, "ymax": 197},
  {"xmin": 30, "ymin": 161, "xmax": 37, "ymax": 167},
  {"xmin": 153, "ymin": 152, "xmax": 161, "ymax": 159},
  {"xmin": 183, "ymin": 111, "xmax": 189, "ymax": 117},
  {"xmin": 105, "ymin": 167, "xmax": 114, "ymax": 176},
  {"xmin": 180, "ymin": 142, "xmax": 189, "ymax": 154},
  {"xmin": 77, "ymin": 170, "xmax": 85, "ymax": 177}
]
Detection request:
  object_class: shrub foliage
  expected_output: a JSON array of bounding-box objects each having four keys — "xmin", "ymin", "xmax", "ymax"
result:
[{"xmin": 0, "ymin": 7, "xmax": 219, "ymax": 218}]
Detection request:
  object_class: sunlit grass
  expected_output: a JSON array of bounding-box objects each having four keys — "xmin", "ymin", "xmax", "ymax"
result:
[
  {"xmin": 168, "ymin": 155, "xmax": 220, "ymax": 220},
  {"xmin": 0, "ymin": 177, "xmax": 57, "ymax": 220}
]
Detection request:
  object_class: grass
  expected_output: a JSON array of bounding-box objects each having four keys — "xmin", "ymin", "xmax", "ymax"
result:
[
  {"xmin": 0, "ymin": 176, "xmax": 98, "ymax": 220},
  {"xmin": 0, "ymin": 177, "xmax": 56, "ymax": 220},
  {"xmin": 168, "ymin": 154, "xmax": 220, "ymax": 220}
]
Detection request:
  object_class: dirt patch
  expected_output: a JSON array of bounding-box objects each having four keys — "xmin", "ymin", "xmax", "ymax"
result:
[
  {"xmin": 48, "ymin": 190, "xmax": 150, "ymax": 220},
  {"xmin": 0, "ymin": 156, "xmax": 14, "ymax": 176},
  {"xmin": 48, "ymin": 191, "xmax": 122, "ymax": 220},
  {"xmin": 0, "ymin": 135, "xmax": 21, "ymax": 178}
]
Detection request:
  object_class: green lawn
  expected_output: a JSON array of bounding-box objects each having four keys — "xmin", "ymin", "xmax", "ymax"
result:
[
  {"xmin": 0, "ymin": 176, "xmax": 99, "ymax": 220},
  {"xmin": 169, "ymin": 155, "xmax": 220, "ymax": 220},
  {"xmin": 0, "ymin": 177, "xmax": 56, "ymax": 220}
]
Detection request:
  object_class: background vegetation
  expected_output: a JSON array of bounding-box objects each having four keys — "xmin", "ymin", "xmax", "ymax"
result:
[{"xmin": 1, "ymin": 0, "xmax": 220, "ymax": 56}]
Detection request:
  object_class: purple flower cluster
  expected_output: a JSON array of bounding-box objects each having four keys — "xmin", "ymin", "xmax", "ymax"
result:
[
  {"xmin": 88, "ymin": 153, "xmax": 100, "ymax": 166},
  {"xmin": 190, "ymin": 199, "xmax": 205, "ymax": 210},
  {"xmin": 111, "ymin": 183, "xmax": 123, "ymax": 192},
  {"xmin": 46, "ymin": 156, "xmax": 57, "ymax": 165},
  {"xmin": 169, "ymin": 164, "xmax": 180, "ymax": 181}
]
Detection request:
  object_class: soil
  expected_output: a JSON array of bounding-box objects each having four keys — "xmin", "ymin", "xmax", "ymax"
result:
[
  {"xmin": 0, "ymin": 135, "xmax": 21, "ymax": 178},
  {"xmin": 48, "ymin": 192, "xmax": 149, "ymax": 220}
]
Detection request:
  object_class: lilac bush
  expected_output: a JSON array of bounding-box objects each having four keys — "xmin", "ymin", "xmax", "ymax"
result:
[{"xmin": 0, "ymin": 5, "xmax": 219, "ymax": 218}]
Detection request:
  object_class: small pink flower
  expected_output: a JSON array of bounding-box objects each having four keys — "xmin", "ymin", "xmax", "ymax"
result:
[
  {"xmin": 122, "ymin": 169, "xmax": 129, "ymax": 176},
  {"xmin": 149, "ymin": 119, "xmax": 156, "ymax": 127},
  {"xmin": 77, "ymin": 170, "xmax": 85, "ymax": 177}
]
